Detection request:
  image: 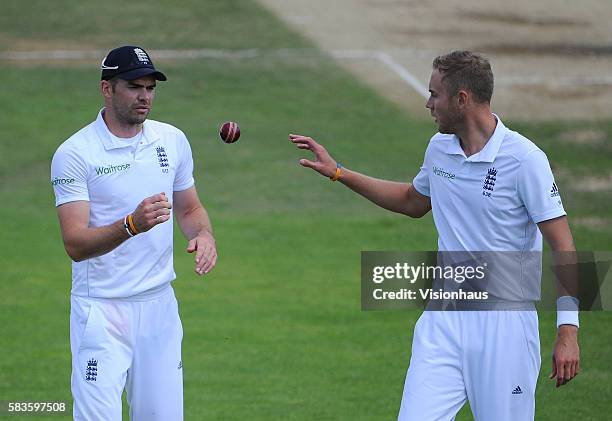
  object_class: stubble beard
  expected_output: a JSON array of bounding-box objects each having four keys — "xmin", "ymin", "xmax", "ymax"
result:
[
  {"xmin": 112, "ymin": 100, "xmax": 149, "ymax": 126},
  {"xmin": 437, "ymin": 119, "xmax": 457, "ymax": 134},
  {"xmin": 437, "ymin": 106, "xmax": 462, "ymax": 135}
]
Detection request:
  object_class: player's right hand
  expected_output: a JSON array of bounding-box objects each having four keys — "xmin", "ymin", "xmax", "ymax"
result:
[
  {"xmin": 289, "ymin": 134, "xmax": 337, "ymax": 178},
  {"xmin": 131, "ymin": 192, "xmax": 172, "ymax": 233}
]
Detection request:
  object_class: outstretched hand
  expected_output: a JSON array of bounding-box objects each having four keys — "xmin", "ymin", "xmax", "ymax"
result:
[{"xmin": 289, "ymin": 134, "xmax": 337, "ymax": 178}]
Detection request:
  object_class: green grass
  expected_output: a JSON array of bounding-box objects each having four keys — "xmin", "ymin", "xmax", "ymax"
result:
[
  {"xmin": 0, "ymin": 0, "xmax": 311, "ymax": 50},
  {"xmin": 1, "ymin": 1, "xmax": 611, "ymax": 420}
]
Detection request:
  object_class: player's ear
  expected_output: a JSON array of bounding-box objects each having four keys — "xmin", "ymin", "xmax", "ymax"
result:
[
  {"xmin": 456, "ymin": 89, "xmax": 469, "ymax": 108},
  {"xmin": 101, "ymin": 80, "xmax": 113, "ymax": 99}
]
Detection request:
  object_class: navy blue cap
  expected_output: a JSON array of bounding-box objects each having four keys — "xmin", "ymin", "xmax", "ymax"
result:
[{"xmin": 100, "ymin": 46, "xmax": 167, "ymax": 81}]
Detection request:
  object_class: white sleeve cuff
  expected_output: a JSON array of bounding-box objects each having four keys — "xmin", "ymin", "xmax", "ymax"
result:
[{"xmin": 556, "ymin": 296, "xmax": 579, "ymax": 328}]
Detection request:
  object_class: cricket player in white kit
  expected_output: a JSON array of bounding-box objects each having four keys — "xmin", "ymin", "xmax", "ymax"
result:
[
  {"xmin": 51, "ymin": 46, "xmax": 217, "ymax": 420},
  {"xmin": 290, "ymin": 51, "xmax": 580, "ymax": 420}
]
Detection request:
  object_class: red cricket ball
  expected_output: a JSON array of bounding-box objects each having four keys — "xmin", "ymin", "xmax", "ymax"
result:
[{"xmin": 219, "ymin": 121, "xmax": 241, "ymax": 143}]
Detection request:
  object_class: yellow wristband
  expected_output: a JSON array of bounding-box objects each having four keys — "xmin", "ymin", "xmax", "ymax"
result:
[
  {"xmin": 127, "ymin": 214, "xmax": 139, "ymax": 235},
  {"xmin": 330, "ymin": 163, "xmax": 342, "ymax": 182},
  {"xmin": 123, "ymin": 215, "xmax": 135, "ymax": 237}
]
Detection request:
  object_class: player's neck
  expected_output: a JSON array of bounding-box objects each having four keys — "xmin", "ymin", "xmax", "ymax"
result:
[
  {"xmin": 102, "ymin": 108, "xmax": 143, "ymax": 138},
  {"xmin": 457, "ymin": 112, "xmax": 497, "ymax": 157}
]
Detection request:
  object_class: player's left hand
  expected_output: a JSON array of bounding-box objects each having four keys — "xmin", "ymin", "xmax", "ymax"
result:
[
  {"xmin": 550, "ymin": 324, "xmax": 580, "ymax": 388},
  {"xmin": 186, "ymin": 229, "xmax": 217, "ymax": 275}
]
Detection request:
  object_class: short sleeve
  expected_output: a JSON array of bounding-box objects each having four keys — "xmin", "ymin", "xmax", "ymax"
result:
[
  {"xmin": 412, "ymin": 149, "xmax": 430, "ymax": 197},
  {"xmin": 51, "ymin": 145, "xmax": 89, "ymax": 207},
  {"xmin": 517, "ymin": 150, "xmax": 566, "ymax": 223},
  {"xmin": 173, "ymin": 131, "xmax": 195, "ymax": 192}
]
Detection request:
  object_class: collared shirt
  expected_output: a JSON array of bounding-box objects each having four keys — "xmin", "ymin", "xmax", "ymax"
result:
[
  {"xmin": 413, "ymin": 115, "xmax": 566, "ymax": 252},
  {"xmin": 51, "ymin": 109, "xmax": 195, "ymax": 298}
]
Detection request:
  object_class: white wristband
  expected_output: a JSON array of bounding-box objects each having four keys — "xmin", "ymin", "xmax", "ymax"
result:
[
  {"xmin": 123, "ymin": 215, "xmax": 135, "ymax": 238},
  {"xmin": 556, "ymin": 296, "xmax": 579, "ymax": 329}
]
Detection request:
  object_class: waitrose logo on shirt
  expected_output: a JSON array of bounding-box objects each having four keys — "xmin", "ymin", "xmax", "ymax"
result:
[
  {"xmin": 51, "ymin": 177, "xmax": 75, "ymax": 186},
  {"xmin": 95, "ymin": 163, "xmax": 131, "ymax": 176},
  {"xmin": 433, "ymin": 166, "xmax": 455, "ymax": 179}
]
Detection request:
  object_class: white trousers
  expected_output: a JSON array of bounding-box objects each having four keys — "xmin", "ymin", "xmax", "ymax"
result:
[
  {"xmin": 398, "ymin": 311, "xmax": 541, "ymax": 421},
  {"xmin": 70, "ymin": 287, "xmax": 183, "ymax": 420}
]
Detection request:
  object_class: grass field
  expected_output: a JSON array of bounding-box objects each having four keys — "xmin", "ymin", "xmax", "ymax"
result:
[{"xmin": 1, "ymin": 1, "xmax": 611, "ymax": 420}]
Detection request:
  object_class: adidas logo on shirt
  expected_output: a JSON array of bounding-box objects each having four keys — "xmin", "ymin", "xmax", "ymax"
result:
[
  {"xmin": 550, "ymin": 182, "xmax": 560, "ymax": 198},
  {"xmin": 512, "ymin": 386, "xmax": 523, "ymax": 395}
]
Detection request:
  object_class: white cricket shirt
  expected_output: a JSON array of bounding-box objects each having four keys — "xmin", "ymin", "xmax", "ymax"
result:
[
  {"xmin": 51, "ymin": 109, "xmax": 195, "ymax": 298},
  {"xmin": 413, "ymin": 116, "xmax": 566, "ymax": 303},
  {"xmin": 413, "ymin": 115, "xmax": 565, "ymax": 252}
]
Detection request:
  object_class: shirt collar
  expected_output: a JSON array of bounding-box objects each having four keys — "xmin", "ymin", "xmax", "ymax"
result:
[
  {"xmin": 94, "ymin": 108, "xmax": 160, "ymax": 150},
  {"xmin": 443, "ymin": 114, "xmax": 507, "ymax": 163}
]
